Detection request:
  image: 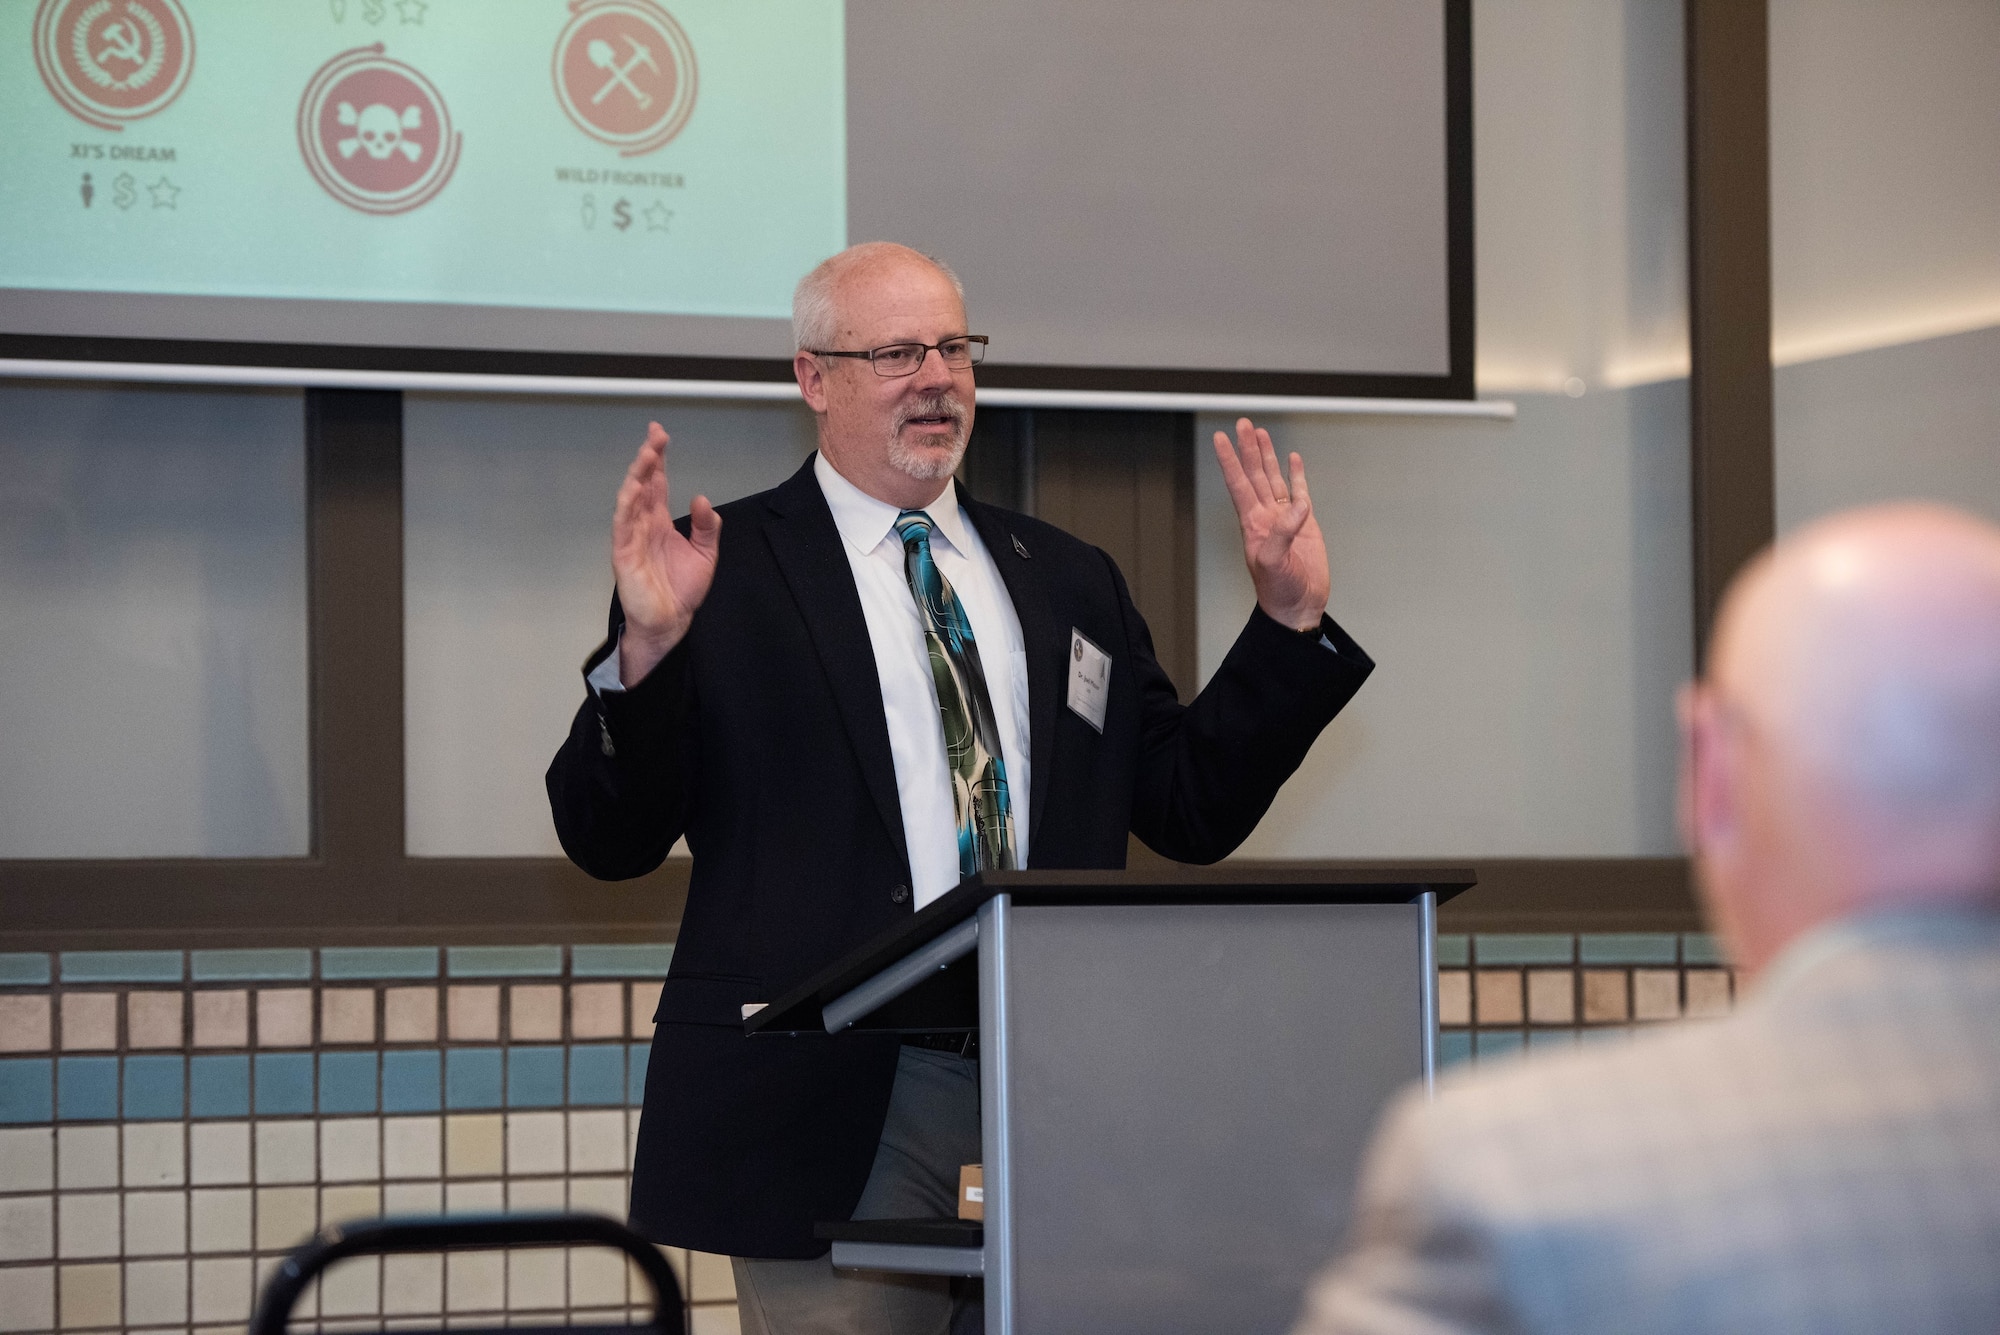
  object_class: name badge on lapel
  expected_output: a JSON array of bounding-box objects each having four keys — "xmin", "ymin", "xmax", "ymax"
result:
[{"xmin": 1067, "ymin": 628, "xmax": 1111, "ymax": 733}]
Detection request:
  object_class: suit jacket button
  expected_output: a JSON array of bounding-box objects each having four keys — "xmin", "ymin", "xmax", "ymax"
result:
[{"xmin": 890, "ymin": 884, "xmax": 910, "ymax": 904}]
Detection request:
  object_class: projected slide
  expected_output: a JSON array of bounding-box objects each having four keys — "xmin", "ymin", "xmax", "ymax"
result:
[{"xmin": 0, "ymin": 0, "xmax": 845, "ymax": 320}]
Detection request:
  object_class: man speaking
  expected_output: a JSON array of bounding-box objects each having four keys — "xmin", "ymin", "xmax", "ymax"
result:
[{"xmin": 547, "ymin": 242, "xmax": 1372, "ymax": 1333}]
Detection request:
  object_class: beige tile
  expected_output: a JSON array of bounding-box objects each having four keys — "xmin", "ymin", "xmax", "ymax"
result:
[
  {"xmin": 692, "ymin": 1305, "xmax": 744, "ymax": 1335},
  {"xmin": 1633, "ymin": 969, "xmax": 1681, "ymax": 1021},
  {"xmin": 190, "ymin": 1256, "xmax": 253, "ymax": 1324},
  {"xmin": 0, "ymin": 1196, "xmax": 53, "ymax": 1262},
  {"xmin": 320, "ymin": 1119, "xmax": 380, "ymax": 1183},
  {"xmin": 689, "ymin": 1249, "xmax": 738, "ymax": 1303},
  {"xmin": 569, "ymin": 1110, "xmax": 627, "ymax": 1175},
  {"xmin": 507, "ymin": 1111, "xmax": 566, "ymax": 1177},
  {"xmin": 446, "ymin": 985, "xmax": 500, "ymax": 1042},
  {"xmin": 631, "ymin": 980, "xmax": 662, "ymax": 1038},
  {"xmin": 445, "ymin": 1249, "xmax": 503, "ymax": 1313},
  {"xmin": 570, "ymin": 1246, "xmax": 627, "ymax": 1309},
  {"xmin": 321, "ymin": 989, "xmax": 377, "ymax": 1045},
  {"xmin": 320, "ymin": 1254, "xmax": 380, "ymax": 1318},
  {"xmin": 508, "ymin": 1247, "xmax": 566, "ymax": 1310},
  {"xmin": 57, "ymin": 1261, "xmax": 121, "ymax": 1329},
  {"xmin": 0, "ymin": 1264, "xmax": 54, "ymax": 1332},
  {"xmin": 383, "ymin": 1182, "xmax": 441, "ymax": 1216},
  {"xmin": 508, "ymin": 1177, "xmax": 565, "ymax": 1212},
  {"xmin": 57, "ymin": 1126, "xmax": 118, "ymax": 1191},
  {"xmin": 189, "ymin": 1122, "xmax": 250, "ymax": 1186},
  {"xmin": 192, "ymin": 991, "xmax": 249, "ymax": 1049},
  {"xmin": 255, "ymin": 1120, "xmax": 317, "ymax": 1184},
  {"xmin": 443, "ymin": 1181, "xmax": 503, "ymax": 1214},
  {"xmin": 0, "ymin": 995, "xmax": 51, "ymax": 1053},
  {"xmin": 1473, "ymin": 969, "xmax": 1523, "ymax": 1026},
  {"xmin": 254, "ymin": 1185, "xmax": 318, "ymax": 1251},
  {"xmin": 444, "ymin": 1114, "xmax": 503, "ymax": 1178},
  {"xmin": 124, "ymin": 1121, "xmax": 187, "ymax": 1188},
  {"xmin": 189, "ymin": 1189, "xmax": 251, "ymax": 1254},
  {"xmin": 56, "ymin": 1192, "xmax": 119, "ymax": 1259},
  {"xmin": 256, "ymin": 988, "xmax": 314, "ymax": 1047},
  {"xmin": 509, "ymin": 984, "xmax": 564, "ymax": 1042},
  {"xmin": 124, "ymin": 1257, "xmax": 189, "ymax": 1324},
  {"xmin": 1581, "ymin": 970, "xmax": 1630, "ymax": 1023},
  {"xmin": 320, "ymin": 1184, "xmax": 382, "ymax": 1229},
  {"xmin": 569, "ymin": 1175, "xmax": 628, "ymax": 1218},
  {"xmin": 382, "ymin": 1253, "xmax": 442, "ymax": 1315},
  {"xmin": 59, "ymin": 992, "xmax": 117, "ymax": 1051},
  {"xmin": 1685, "ymin": 968, "xmax": 1733, "ymax": 1018},
  {"xmin": 123, "ymin": 1190, "xmax": 187, "ymax": 1256},
  {"xmin": 383, "ymin": 1117, "xmax": 441, "ymax": 1180},
  {"xmin": 570, "ymin": 982, "xmax": 626, "ymax": 1040},
  {"xmin": 1525, "ymin": 969, "xmax": 1576, "ymax": 1025},
  {"xmin": 126, "ymin": 991, "xmax": 185, "ymax": 1050},
  {"xmin": 1434, "ymin": 971, "xmax": 1470, "ymax": 1028},
  {"xmin": 0, "ymin": 1128, "xmax": 54, "ymax": 1193},
  {"xmin": 383, "ymin": 987, "xmax": 439, "ymax": 1044}
]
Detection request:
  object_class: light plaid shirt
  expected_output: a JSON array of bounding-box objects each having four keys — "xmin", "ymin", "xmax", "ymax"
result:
[{"xmin": 1295, "ymin": 909, "xmax": 2000, "ymax": 1335}]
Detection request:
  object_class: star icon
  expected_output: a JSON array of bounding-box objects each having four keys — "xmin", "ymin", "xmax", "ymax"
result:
[
  {"xmin": 397, "ymin": 0, "xmax": 427, "ymax": 23},
  {"xmin": 148, "ymin": 176, "xmax": 180, "ymax": 209},
  {"xmin": 643, "ymin": 200, "xmax": 673, "ymax": 233}
]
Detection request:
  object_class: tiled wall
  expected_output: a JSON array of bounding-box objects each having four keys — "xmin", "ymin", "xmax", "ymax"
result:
[
  {"xmin": 0, "ymin": 945, "xmax": 740, "ymax": 1334},
  {"xmin": 0, "ymin": 934, "xmax": 1736, "ymax": 1334}
]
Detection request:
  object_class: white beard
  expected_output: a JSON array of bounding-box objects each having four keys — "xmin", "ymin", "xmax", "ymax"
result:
[{"xmin": 886, "ymin": 392, "xmax": 970, "ymax": 481}]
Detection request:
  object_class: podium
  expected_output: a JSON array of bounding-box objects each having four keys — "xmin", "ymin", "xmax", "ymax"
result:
[{"xmin": 747, "ymin": 867, "xmax": 1474, "ymax": 1335}]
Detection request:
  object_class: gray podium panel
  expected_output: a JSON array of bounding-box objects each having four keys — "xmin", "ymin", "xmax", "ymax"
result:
[{"xmin": 994, "ymin": 900, "xmax": 1426, "ymax": 1335}]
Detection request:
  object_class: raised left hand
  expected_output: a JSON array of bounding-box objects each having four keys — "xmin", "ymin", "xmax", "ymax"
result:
[{"xmin": 1212, "ymin": 417, "xmax": 1330, "ymax": 632}]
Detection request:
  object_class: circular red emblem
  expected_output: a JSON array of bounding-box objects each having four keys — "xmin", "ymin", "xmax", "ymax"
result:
[
  {"xmin": 552, "ymin": 0, "xmax": 698, "ymax": 157},
  {"xmin": 298, "ymin": 45, "xmax": 461, "ymax": 215},
  {"xmin": 34, "ymin": 0, "xmax": 195, "ymax": 131}
]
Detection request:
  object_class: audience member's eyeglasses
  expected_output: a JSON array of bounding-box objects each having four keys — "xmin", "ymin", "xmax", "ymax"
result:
[{"xmin": 810, "ymin": 336, "xmax": 988, "ymax": 377}]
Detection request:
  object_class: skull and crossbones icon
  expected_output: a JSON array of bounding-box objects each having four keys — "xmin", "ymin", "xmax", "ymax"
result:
[
  {"xmin": 336, "ymin": 101, "xmax": 425, "ymax": 162},
  {"xmin": 588, "ymin": 34, "xmax": 658, "ymax": 107}
]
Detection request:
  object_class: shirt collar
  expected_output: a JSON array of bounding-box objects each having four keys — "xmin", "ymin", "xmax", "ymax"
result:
[{"xmin": 813, "ymin": 451, "xmax": 973, "ymax": 558}]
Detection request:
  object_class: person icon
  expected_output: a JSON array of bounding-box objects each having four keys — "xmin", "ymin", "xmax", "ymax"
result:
[{"xmin": 81, "ymin": 173, "xmax": 94, "ymax": 208}]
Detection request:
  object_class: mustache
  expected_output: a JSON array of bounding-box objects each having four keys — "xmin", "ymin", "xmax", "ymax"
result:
[{"xmin": 894, "ymin": 391, "xmax": 967, "ymax": 433}]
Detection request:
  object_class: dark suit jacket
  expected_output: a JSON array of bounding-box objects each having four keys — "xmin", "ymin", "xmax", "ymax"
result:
[{"xmin": 546, "ymin": 453, "xmax": 1372, "ymax": 1258}]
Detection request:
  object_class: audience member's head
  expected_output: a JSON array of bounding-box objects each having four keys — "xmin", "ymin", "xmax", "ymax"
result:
[{"xmin": 1681, "ymin": 503, "xmax": 2000, "ymax": 979}]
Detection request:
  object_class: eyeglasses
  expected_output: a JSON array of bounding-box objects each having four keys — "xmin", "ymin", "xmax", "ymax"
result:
[{"xmin": 809, "ymin": 335, "xmax": 988, "ymax": 378}]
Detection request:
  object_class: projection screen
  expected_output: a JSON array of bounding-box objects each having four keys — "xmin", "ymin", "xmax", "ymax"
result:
[{"xmin": 0, "ymin": 0, "xmax": 1471, "ymax": 399}]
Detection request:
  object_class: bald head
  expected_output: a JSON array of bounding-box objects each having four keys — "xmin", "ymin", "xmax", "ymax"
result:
[
  {"xmin": 1687, "ymin": 504, "xmax": 2000, "ymax": 976},
  {"xmin": 792, "ymin": 242, "xmax": 964, "ymax": 353}
]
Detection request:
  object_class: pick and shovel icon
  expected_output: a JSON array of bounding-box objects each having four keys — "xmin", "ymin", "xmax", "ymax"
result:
[{"xmin": 588, "ymin": 35, "xmax": 657, "ymax": 107}]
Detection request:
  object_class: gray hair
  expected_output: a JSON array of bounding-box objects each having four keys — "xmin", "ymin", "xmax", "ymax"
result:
[{"xmin": 792, "ymin": 242, "xmax": 965, "ymax": 352}]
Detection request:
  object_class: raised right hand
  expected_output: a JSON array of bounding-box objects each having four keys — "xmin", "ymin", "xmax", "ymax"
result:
[{"xmin": 612, "ymin": 422, "xmax": 721, "ymax": 685}]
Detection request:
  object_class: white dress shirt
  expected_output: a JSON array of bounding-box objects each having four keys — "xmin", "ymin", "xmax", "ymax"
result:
[{"xmin": 590, "ymin": 453, "xmax": 1031, "ymax": 909}]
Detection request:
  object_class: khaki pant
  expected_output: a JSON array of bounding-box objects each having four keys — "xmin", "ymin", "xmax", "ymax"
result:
[{"xmin": 733, "ymin": 1045, "xmax": 983, "ymax": 1335}]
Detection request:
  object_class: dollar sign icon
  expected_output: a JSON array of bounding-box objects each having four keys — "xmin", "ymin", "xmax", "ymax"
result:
[
  {"xmin": 613, "ymin": 198, "xmax": 632, "ymax": 231},
  {"xmin": 114, "ymin": 173, "xmax": 136, "ymax": 210}
]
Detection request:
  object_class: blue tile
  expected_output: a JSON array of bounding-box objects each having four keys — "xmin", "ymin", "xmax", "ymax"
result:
[
  {"xmin": 446, "ymin": 946, "xmax": 563, "ymax": 978},
  {"xmin": 254, "ymin": 1053, "xmax": 315, "ymax": 1116},
  {"xmin": 1472, "ymin": 1030, "xmax": 1525, "ymax": 1063},
  {"xmin": 0, "ymin": 1059, "xmax": 54, "ymax": 1123},
  {"xmin": 1433, "ymin": 934, "xmax": 1470, "ymax": 968},
  {"xmin": 321, "ymin": 947, "xmax": 439, "ymax": 980},
  {"xmin": 191, "ymin": 949, "xmax": 313, "ymax": 981},
  {"xmin": 445, "ymin": 1048, "xmax": 503, "ymax": 1110},
  {"xmin": 60, "ymin": 950, "xmax": 183, "ymax": 983},
  {"xmin": 1681, "ymin": 933, "xmax": 1729, "ymax": 966},
  {"xmin": 628, "ymin": 1043, "xmax": 650, "ymax": 1102},
  {"xmin": 1473, "ymin": 934, "xmax": 1574, "ymax": 966},
  {"xmin": 1527, "ymin": 1029, "xmax": 1580, "ymax": 1052},
  {"xmin": 56, "ymin": 1056, "xmax": 118, "ymax": 1120},
  {"xmin": 568, "ymin": 1045, "xmax": 626, "ymax": 1106},
  {"xmin": 571, "ymin": 944, "xmax": 675, "ymax": 978},
  {"xmin": 319, "ymin": 1053, "xmax": 378, "ymax": 1115},
  {"xmin": 1578, "ymin": 933, "xmax": 1679, "ymax": 966},
  {"xmin": 190, "ymin": 1056, "xmax": 251, "ymax": 1118},
  {"xmin": 123, "ymin": 1056, "xmax": 185, "ymax": 1120},
  {"xmin": 382, "ymin": 1051, "xmax": 442, "ymax": 1114},
  {"xmin": 1437, "ymin": 1031, "xmax": 1473, "ymax": 1069},
  {"xmin": 507, "ymin": 1047, "xmax": 565, "ymax": 1108},
  {"xmin": 0, "ymin": 954, "xmax": 52, "ymax": 986}
]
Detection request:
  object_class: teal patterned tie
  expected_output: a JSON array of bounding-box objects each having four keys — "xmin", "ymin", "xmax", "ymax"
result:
[{"xmin": 895, "ymin": 511, "xmax": 1018, "ymax": 876}]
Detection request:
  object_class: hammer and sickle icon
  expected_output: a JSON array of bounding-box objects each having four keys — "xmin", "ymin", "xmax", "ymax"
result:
[{"xmin": 97, "ymin": 18, "xmax": 147, "ymax": 68}]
